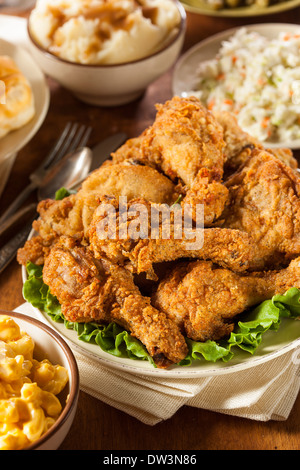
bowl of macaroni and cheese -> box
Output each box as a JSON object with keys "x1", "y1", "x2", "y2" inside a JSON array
[
  {"x1": 0, "y1": 311, "x2": 79, "y2": 450},
  {"x1": 27, "y1": 0, "x2": 186, "y2": 106}
]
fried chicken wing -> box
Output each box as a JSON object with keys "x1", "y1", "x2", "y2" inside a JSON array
[
  {"x1": 17, "y1": 194, "x2": 80, "y2": 266},
  {"x1": 222, "y1": 149, "x2": 300, "y2": 269},
  {"x1": 153, "y1": 257, "x2": 300, "y2": 342},
  {"x1": 42, "y1": 236, "x2": 188, "y2": 368},
  {"x1": 88, "y1": 196, "x2": 256, "y2": 279},
  {"x1": 113, "y1": 96, "x2": 229, "y2": 225}
]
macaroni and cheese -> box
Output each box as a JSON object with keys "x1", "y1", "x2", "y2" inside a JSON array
[{"x1": 0, "y1": 316, "x2": 69, "y2": 450}]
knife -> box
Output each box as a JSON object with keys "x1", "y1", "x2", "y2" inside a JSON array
[
  {"x1": 0, "y1": 203, "x2": 37, "y2": 275},
  {"x1": 0, "y1": 218, "x2": 36, "y2": 275},
  {"x1": 90, "y1": 132, "x2": 127, "y2": 172},
  {"x1": 0, "y1": 132, "x2": 127, "y2": 274}
]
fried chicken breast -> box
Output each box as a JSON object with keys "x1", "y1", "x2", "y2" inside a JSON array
[{"x1": 221, "y1": 149, "x2": 300, "y2": 269}]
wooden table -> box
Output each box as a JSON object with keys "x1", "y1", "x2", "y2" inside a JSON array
[{"x1": 1, "y1": 5, "x2": 300, "y2": 451}]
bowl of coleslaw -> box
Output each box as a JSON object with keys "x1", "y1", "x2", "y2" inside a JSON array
[
  {"x1": 0, "y1": 310, "x2": 79, "y2": 450},
  {"x1": 173, "y1": 23, "x2": 300, "y2": 149}
]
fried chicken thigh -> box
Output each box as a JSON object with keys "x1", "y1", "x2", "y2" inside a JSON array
[
  {"x1": 113, "y1": 96, "x2": 229, "y2": 225},
  {"x1": 153, "y1": 257, "x2": 300, "y2": 342},
  {"x1": 221, "y1": 149, "x2": 300, "y2": 269},
  {"x1": 42, "y1": 236, "x2": 188, "y2": 368}
]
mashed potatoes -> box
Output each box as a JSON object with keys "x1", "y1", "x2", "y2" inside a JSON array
[{"x1": 29, "y1": 0, "x2": 181, "y2": 65}]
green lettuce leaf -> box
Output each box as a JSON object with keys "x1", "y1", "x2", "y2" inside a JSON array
[
  {"x1": 55, "y1": 187, "x2": 77, "y2": 200},
  {"x1": 182, "y1": 287, "x2": 300, "y2": 366},
  {"x1": 23, "y1": 262, "x2": 300, "y2": 368}
]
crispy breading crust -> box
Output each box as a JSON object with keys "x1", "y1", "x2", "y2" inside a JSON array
[
  {"x1": 113, "y1": 96, "x2": 229, "y2": 225},
  {"x1": 43, "y1": 237, "x2": 188, "y2": 368},
  {"x1": 88, "y1": 195, "x2": 258, "y2": 279},
  {"x1": 153, "y1": 257, "x2": 300, "y2": 342}
]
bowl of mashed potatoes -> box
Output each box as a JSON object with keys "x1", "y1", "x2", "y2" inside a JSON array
[
  {"x1": 0, "y1": 311, "x2": 79, "y2": 450},
  {"x1": 28, "y1": 0, "x2": 186, "y2": 106}
]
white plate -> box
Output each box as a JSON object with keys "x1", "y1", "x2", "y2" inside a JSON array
[
  {"x1": 0, "y1": 14, "x2": 28, "y2": 46},
  {"x1": 0, "y1": 38, "x2": 50, "y2": 161},
  {"x1": 0, "y1": 17, "x2": 50, "y2": 162},
  {"x1": 22, "y1": 247, "x2": 300, "y2": 379},
  {"x1": 172, "y1": 23, "x2": 300, "y2": 150}
]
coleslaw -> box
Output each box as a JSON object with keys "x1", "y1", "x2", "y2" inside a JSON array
[{"x1": 191, "y1": 27, "x2": 300, "y2": 143}]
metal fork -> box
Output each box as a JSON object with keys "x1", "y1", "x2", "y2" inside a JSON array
[{"x1": 0, "y1": 122, "x2": 92, "y2": 225}]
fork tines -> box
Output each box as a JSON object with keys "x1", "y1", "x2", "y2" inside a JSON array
[{"x1": 44, "y1": 122, "x2": 93, "y2": 170}]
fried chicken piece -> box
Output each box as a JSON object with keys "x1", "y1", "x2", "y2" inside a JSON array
[
  {"x1": 214, "y1": 110, "x2": 298, "y2": 174},
  {"x1": 17, "y1": 194, "x2": 80, "y2": 266},
  {"x1": 42, "y1": 236, "x2": 188, "y2": 368},
  {"x1": 213, "y1": 110, "x2": 261, "y2": 174},
  {"x1": 270, "y1": 147, "x2": 298, "y2": 170},
  {"x1": 222, "y1": 149, "x2": 300, "y2": 269},
  {"x1": 17, "y1": 235, "x2": 53, "y2": 266},
  {"x1": 17, "y1": 162, "x2": 179, "y2": 266},
  {"x1": 112, "y1": 96, "x2": 229, "y2": 225},
  {"x1": 152, "y1": 257, "x2": 300, "y2": 342},
  {"x1": 89, "y1": 196, "x2": 257, "y2": 279},
  {"x1": 78, "y1": 161, "x2": 179, "y2": 235},
  {"x1": 34, "y1": 194, "x2": 83, "y2": 239}
]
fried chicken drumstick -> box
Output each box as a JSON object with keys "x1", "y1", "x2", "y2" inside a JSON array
[
  {"x1": 153, "y1": 257, "x2": 300, "y2": 343},
  {"x1": 88, "y1": 196, "x2": 256, "y2": 279},
  {"x1": 42, "y1": 236, "x2": 188, "y2": 368}
]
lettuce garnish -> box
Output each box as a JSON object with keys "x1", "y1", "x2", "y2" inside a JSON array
[
  {"x1": 182, "y1": 288, "x2": 300, "y2": 365},
  {"x1": 23, "y1": 262, "x2": 300, "y2": 368}
]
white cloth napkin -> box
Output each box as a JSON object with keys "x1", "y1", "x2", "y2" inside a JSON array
[{"x1": 15, "y1": 302, "x2": 300, "y2": 426}]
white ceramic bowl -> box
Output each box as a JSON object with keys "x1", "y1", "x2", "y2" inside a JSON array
[
  {"x1": 0, "y1": 310, "x2": 79, "y2": 450},
  {"x1": 27, "y1": 0, "x2": 186, "y2": 107}
]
